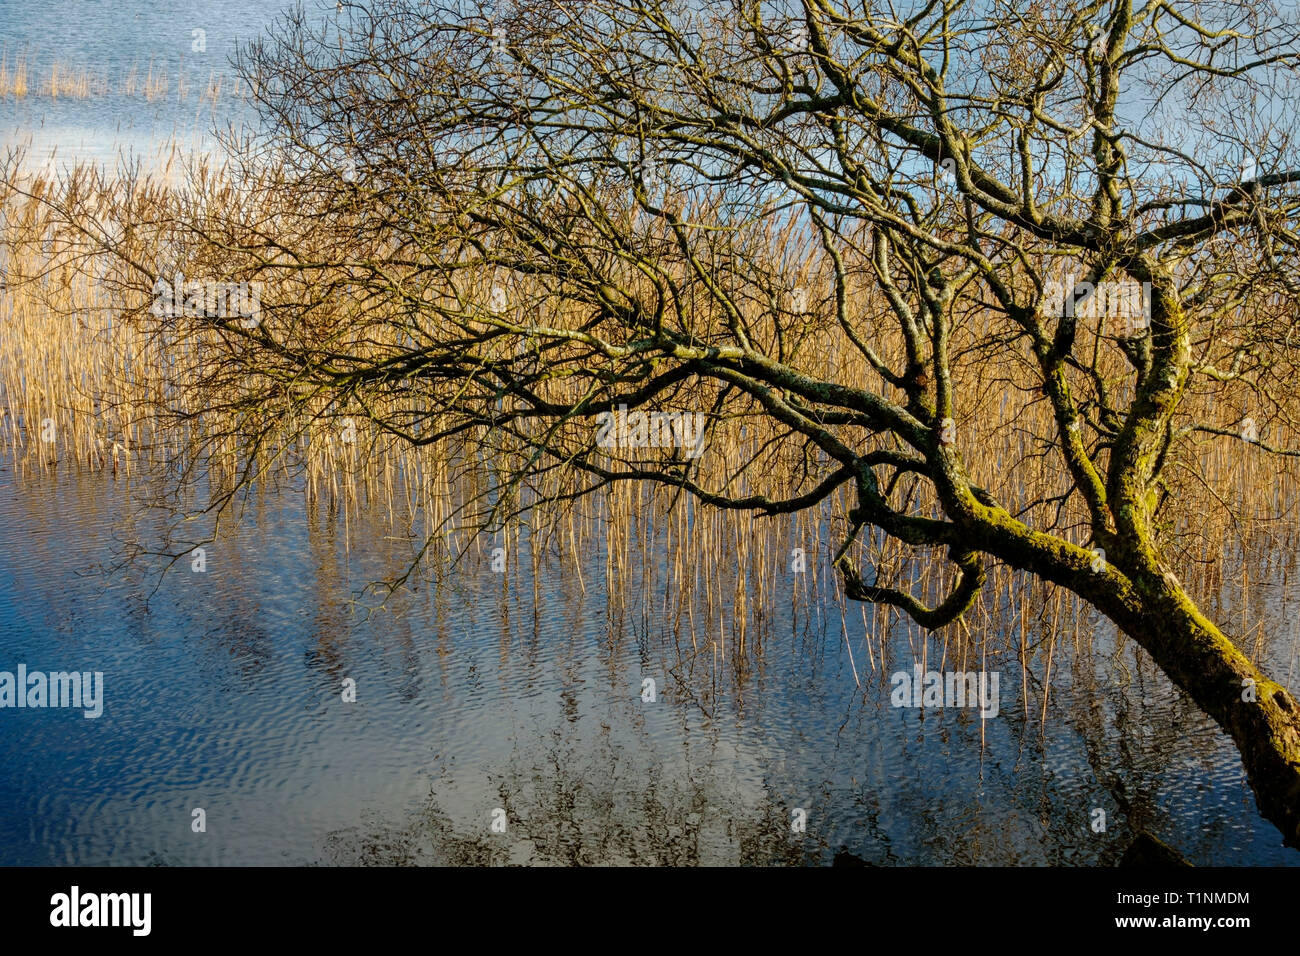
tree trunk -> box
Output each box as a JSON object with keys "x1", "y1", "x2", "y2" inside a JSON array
[
  {"x1": 1107, "y1": 581, "x2": 1300, "y2": 847},
  {"x1": 973, "y1": 517, "x2": 1300, "y2": 847}
]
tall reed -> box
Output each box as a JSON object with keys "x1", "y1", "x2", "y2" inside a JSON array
[{"x1": 2, "y1": 157, "x2": 1298, "y2": 710}]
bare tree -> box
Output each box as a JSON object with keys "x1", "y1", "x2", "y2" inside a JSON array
[{"x1": 11, "y1": 0, "x2": 1300, "y2": 845}]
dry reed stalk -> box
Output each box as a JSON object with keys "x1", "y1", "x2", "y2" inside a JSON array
[
  {"x1": 0, "y1": 53, "x2": 30, "y2": 98},
  {"x1": 1, "y1": 158, "x2": 1299, "y2": 712}
]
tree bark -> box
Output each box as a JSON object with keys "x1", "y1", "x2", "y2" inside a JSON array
[
  {"x1": 963, "y1": 510, "x2": 1300, "y2": 847},
  {"x1": 1111, "y1": 583, "x2": 1300, "y2": 848}
]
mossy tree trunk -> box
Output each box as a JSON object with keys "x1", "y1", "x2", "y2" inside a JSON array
[
  {"x1": 1012, "y1": 533, "x2": 1300, "y2": 846},
  {"x1": 1121, "y1": 586, "x2": 1300, "y2": 847}
]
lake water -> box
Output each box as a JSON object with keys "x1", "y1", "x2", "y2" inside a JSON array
[
  {"x1": 2, "y1": 0, "x2": 1298, "y2": 866},
  {"x1": 0, "y1": 0, "x2": 289, "y2": 168},
  {"x1": 2, "y1": 460, "x2": 1297, "y2": 866}
]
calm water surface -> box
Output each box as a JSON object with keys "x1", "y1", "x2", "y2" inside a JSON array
[
  {"x1": 0, "y1": 463, "x2": 1296, "y2": 865},
  {"x1": 2, "y1": 0, "x2": 1299, "y2": 866},
  {"x1": 1, "y1": 0, "x2": 297, "y2": 167}
]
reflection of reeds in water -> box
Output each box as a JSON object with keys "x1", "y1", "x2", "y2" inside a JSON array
[
  {"x1": 121, "y1": 63, "x2": 140, "y2": 97},
  {"x1": 123, "y1": 59, "x2": 170, "y2": 101},
  {"x1": 0, "y1": 51, "x2": 235, "y2": 102},
  {"x1": 199, "y1": 72, "x2": 224, "y2": 105},
  {"x1": 143, "y1": 61, "x2": 168, "y2": 101},
  {"x1": 0, "y1": 54, "x2": 30, "y2": 97},
  {"x1": 39, "y1": 62, "x2": 106, "y2": 98},
  {"x1": 2, "y1": 161, "x2": 1299, "y2": 713}
]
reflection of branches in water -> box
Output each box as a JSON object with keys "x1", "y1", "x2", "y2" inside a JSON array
[
  {"x1": 313, "y1": 607, "x2": 1257, "y2": 866},
  {"x1": 1047, "y1": 604, "x2": 1278, "y2": 864},
  {"x1": 7, "y1": 460, "x2": 1298, "y2": 861},
  {"x1": 320, "y1": 730, "x2": 834, "y2": 866}
]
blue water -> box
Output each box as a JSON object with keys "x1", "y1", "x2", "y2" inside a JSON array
[
  {"x1": 0, "y1": 0, "x2": 299, "y2": 167},
  {"x1": 0, "y1": 463, "x2": 1295, "y2": 865},
  {"x1": 2, "y1": 0, "x2": 1298, "y2": 866}
]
